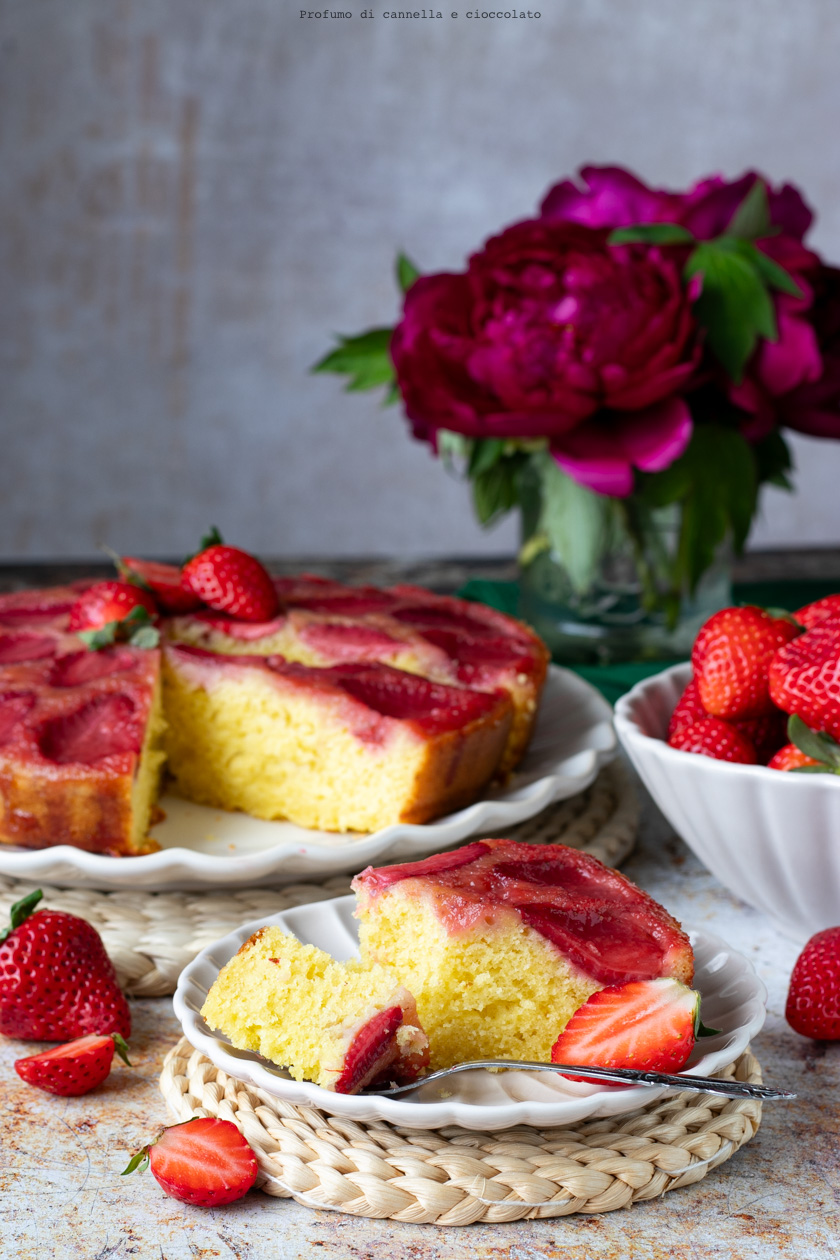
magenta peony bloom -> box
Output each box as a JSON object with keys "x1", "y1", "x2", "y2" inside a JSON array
[
  {"x1": 540, "y1": 165, "x2": 813, "y2": 242},
  {"x1": 391, "y1": 219, "x2": 700, "y2": 494},
  {"x1": 550, "y1": 397, "x2": 694, "y2": 497},
  {"x1": 774, "y1": 266, "x2": 840, "y2": 440}
]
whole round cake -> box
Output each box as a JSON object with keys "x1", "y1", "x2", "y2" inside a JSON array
[{"x1": 0, "y1": 550, "x2": 549, "y2": 854}]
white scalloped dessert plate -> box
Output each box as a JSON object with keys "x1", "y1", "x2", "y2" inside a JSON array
[
  {"x1": 0, "y1": 666, "x2": 615, "y2": 892},
  {"x1": 174, "y1": 895, "x2": 767, "y2": 1131}
]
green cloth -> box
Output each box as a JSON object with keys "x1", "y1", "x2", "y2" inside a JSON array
[{"x1": 459, "y1": 575, "x2": 840, "y2": 706}]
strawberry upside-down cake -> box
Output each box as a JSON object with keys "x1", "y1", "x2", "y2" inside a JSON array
[
  {"x1": 0, "y1": 560, "x2": 548, "y2": 854},
  {"x1": 200, "y1": 839, "x2": 693, "y2": 1091}
]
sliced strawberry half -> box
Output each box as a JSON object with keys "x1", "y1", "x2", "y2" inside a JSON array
[
  {"x1": 550, "y1": 977, "x2": 706, "y2": 1084},
  {"x1": 15, "y1": 1032, "x2": 131, "y2": 1096},
  {"x1": 123, "y1": 1117, "x2": 259, "y2": 1207}
]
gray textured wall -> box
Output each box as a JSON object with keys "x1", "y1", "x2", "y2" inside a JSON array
[{"x1": 2, "y1": 0, "x2": 840, "y2": 559}]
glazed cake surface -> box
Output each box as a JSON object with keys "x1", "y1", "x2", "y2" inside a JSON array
[
  {"x1": 353, "y1": 839, "x2": 694, "y2": 1069},
  {"x1": 201, "y1": 925, "x2": 430, "y2": 1092},
  {"x1": 0, "y1": 590, "x2": 166, "y2": 855},
  {"x1": 162, "y1": 644, "x2": 513, "y2": 832}
]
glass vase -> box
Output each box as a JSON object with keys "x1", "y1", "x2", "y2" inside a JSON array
[{"x1": 516, "y1": 464, "x2": 732, "y2": 665}]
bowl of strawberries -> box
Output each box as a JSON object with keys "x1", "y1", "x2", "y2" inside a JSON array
[{"x1": 614, "y1": 596, "x2": 840, "y2": 942}]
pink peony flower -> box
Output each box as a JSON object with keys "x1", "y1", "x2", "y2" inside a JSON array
[
  {"x1": 391, "y1": 219, "x2": 700, "y2": 494},
  {"x1": 540, "y1": 165, "x2": 813, "y2": 241}
]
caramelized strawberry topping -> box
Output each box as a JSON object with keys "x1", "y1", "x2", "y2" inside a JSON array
[
  {"x1": 354, "y1": 840, "x2": 692, "y2": 987},
  {"x1": 49, "y1": 649, "x2": 136, "y2": 688},
  {"x1": 0, "y1": 693, "x2": 36, "y2": 746},
  {"x1": 37, "y1": 694, "x2": 143, "y2": 765},
  {"x1": 0, "y1": 633, "x2": 57, "y2": 665},
  {"x1": 334, "y1": 1006, "x2": 404, "y2": 1094}
]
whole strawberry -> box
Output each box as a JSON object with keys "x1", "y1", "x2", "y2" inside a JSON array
[
  {"x1": 786, "y1": 927, "x2": 840, "y2": 1039},
  {"x1": 0, "y1": 890, "x2": 131, "y2": 1040},
  {"x1": 768, "y1": 744, "x2": 822, "y2": 771},
  {"x1": 123, "y1": 1117, "x2": 258, "y2": 1207},
  {"x1": 181, "y1": 543, "x2": 278, "y2": 623},
  {"x1": 769, "y1": 620, "x2": 840, "y2": 742},
  {"x1": 667, "y1": 716, "x2": 757, "y2": 764},
  {"x1": 68, "y1": 581, "x2": 159, "y2": 633},
  {"x1": 15, "y1": 1032, "x2": 131, "y2": 1096},
  {"x1": 692, "y1": 606, "x2": 801, "y2": 721},
  {"x1": 667, "y1": 677, "x2": 708, "y2": 739},
  {"x1": 794, "y1": 594, "x2": 840, "y2": 631}
]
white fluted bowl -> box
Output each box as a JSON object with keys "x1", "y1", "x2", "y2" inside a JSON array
[{"x1": 614, "y1": 662, "x2": 840, "y2": 942}]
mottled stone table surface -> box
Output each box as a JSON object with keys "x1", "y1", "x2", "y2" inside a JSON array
[{"x1": 1, "y1": 555, "x2": 839, "y2": 1259}]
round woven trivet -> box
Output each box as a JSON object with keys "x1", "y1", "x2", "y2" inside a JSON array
[
  {"x1": 0, "y1": 760, "x2": 638, "y2": 997},
  {"x1": 160, "y1": 1038, "x2": 762, "y2": 1224}
]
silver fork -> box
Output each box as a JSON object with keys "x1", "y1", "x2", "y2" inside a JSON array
[{"x1": 366, "y1": 1059, "x2": 794, "y2": 1101}]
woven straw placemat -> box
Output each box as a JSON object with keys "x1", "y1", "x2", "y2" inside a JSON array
[
  {"x1": 160, "y1": 1038, "x2": 762, "y2": 1224},
  {"x1": 0, "y1": 760, "x2": 639, "y2": 997}
]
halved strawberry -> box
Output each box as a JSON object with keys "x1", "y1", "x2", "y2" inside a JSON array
[
  {"x1": 181, "y1": 545, "x2": 278, "y2": 622},
  {"x1": 334, "y1": 1006, "x2": 404, "y2": 1094},
  {"x1": 123, "y1": 1117, "x2": 258, "y2": 1207},
  {"x1": 15, "y1": 1032, "x2": 131, "y2": 1096},
  {"x1": 550, "y1": 978, "x2": 706, "y2": 1083},
  {"x1": 120, "y1": 557, "x2": 201, "y2": 614}
]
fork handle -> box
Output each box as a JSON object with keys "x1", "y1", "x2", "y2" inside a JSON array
[{"x1": 370, "y1": 1059, "x2": 794, "y2": 1100}]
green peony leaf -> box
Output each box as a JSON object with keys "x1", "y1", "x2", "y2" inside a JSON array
[
  {"x1": 471, "y1": 457, "x2": 522, "y2": 526},
  {"x1": 753, "y1": 428, "x2": 794, "y2": 490},
  {"x1": 533, "y1": 453, "x2": 613, "y2": 595},
  {"x1": 636, "y1": 422, "x2": 757, "y2": 593},
  {"x1": 685, "y1": 241, "x2": 777, "y2": 382},
  {"x1": 725, "y1": 179, "x2": 772, "y2": 241},
  {"x1": 739, "y1": 241, "x2": 804, "y2": 299},
  {"x1": 468, "y1": 438, "x2": 506, "y2": 478},
  {"x1": 609, "y1": 224, "x2": 695, "y2": 245},
  {"x1": 312, "y1": 328, "x2": 397, "y2": 396},
  {"x1": 396, "y1": 253, "x2": 421, "y2": 293}
]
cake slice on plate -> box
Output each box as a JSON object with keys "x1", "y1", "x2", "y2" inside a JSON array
[
  {"x1": 353, "y1": 839, "x2": 694, "y2": 1069},
  {"x1": 200, "y1": 925, "x2": 429, "y2": 1093}
]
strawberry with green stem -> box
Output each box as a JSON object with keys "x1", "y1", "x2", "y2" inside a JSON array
[
  {"x1": 0, "y1": 889, "x2": 131, "y2": 1040},
  {"x1": 15, "y1": 1032, "x2": 131, "y2": 1096},
  {"x1": 123, "y1": 1117, "x2": 259, "y2": 1207},
  {"x1": 68, "y1": 581, "x2": 160, "y2": 651}
]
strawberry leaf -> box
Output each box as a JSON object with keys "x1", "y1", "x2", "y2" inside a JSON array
[
  {"x1": 78, "y1": 621, "x2": 120, "y2": 651},
  {"x1": 788, "y1": 714, "x2": 840, "y2": 769},
  {"x1": 0, "y1": 889, "x2": 43, "y2": 943},
  {"x1": 122, "y1": 1149, "x2": 150, "y2": 1176},
  {"x1": 112, "y1": 1033, "x2": 132, "y2": 1066},
  {"x1": 200, "y1": 526, "x2": 224, "y2": 550},
  {"x1": 128, "y1": 624, "x2": 160, "y2": 649}
]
